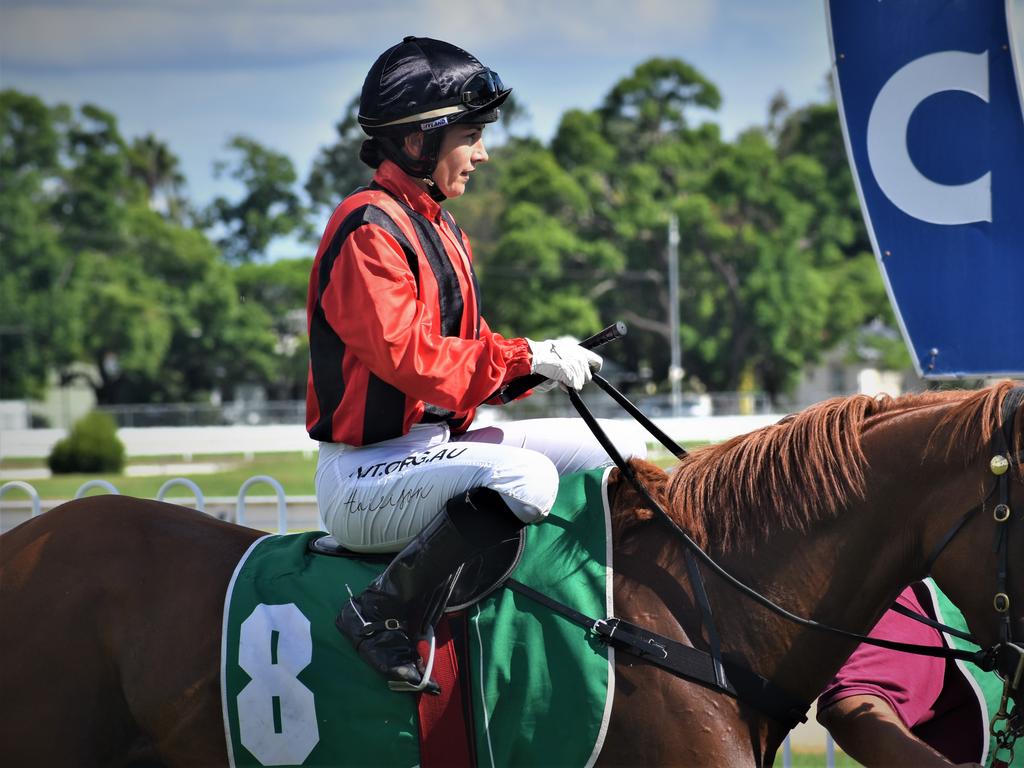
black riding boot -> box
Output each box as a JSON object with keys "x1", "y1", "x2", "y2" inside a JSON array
[{"x1": 336, "y1": 487, "x2": 525, "y2": 694}]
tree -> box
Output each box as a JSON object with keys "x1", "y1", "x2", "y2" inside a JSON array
[
  {"x1": 0, "y1": 90, "x2": 73, "y2": 398},
  {"x1": 128, "y1": 134, "x2": 189, "y2": 222},
  {"x1": 538, "y1": 59, "x2": 895, "y2": 399},
  {"x1": 207, "y1": 135, "x2": 308, "y2": 262},
  {"x1": 233, "y1": 258, "x2": 312, "y2": 399},
  {"x1": 545, "y1": 60, "x2": 729, "y2": 388},
  {"x1": 599, "y1": 57, "x2": 721, "y2": 164},
  {"x1": 771, "y1": 99, "x2": 907, "y2": 368},
  {"x1": 305, "y1": 95, "x2": 371, "y2": 216},
  {"x1": 1, "y1": 91, "x2": 282, "y2": 404}
]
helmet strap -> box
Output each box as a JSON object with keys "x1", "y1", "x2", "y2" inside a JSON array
[{"x1": 376, "y1": 129, "x2": 447, "y2": 201}]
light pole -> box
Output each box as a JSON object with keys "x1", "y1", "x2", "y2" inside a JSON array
[{"x1": 667, "y1": 215, "x2": 683, "y2": 418}]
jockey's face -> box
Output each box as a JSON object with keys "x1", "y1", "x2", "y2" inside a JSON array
[
  {"x1": 405, "y1": 124, "x2": 489, "y2": 199},
  {"x1": 433, "y1": 123, "x2": 489, "y2": 198}
]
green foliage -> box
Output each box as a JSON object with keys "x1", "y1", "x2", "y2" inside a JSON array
[
  {"x1": 233, "y1": 258, "x2": 313, "y2": 398},
  {"x1": 0, "y1": 92, "x2": 280, "y2": 404},
  {"x1": 305, "y1": 95, "x2": 372, "y2": 216},
  {"x1": 128, "y1": 134, "x2": 189, "y2": 222},
  {"x1": 47, "y1": 411, "x2": 125, "y2": 474},
  {"x1": 0, "y1": 91, "x2": 75, "y2": 398},
  {"x1": 5, "y1": 52, "x2": 896, "y2": 407},
  {"x1": 207, "y1": 135, "x2": 309, "y2": 262}
]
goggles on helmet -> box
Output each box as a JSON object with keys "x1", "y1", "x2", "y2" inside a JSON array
[{"x1": 460, "y1": 69, "x2": 505, "y2": 109}]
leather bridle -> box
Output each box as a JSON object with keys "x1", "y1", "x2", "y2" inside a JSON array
[{"x1": 539, "y1": 378, "x2": 1024, "y2": 751}]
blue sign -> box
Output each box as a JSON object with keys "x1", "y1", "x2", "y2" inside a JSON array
[{"x1": 827, "y1": 0, "x2": 1024, "y2": 378}]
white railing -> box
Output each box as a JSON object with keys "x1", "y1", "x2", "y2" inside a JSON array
[
  {"x1": 156, "y1": 477, "x2": 205, "y2": 511},
  {"x1": 0, "y1": 475, "x2": 300, "y2": 534},
  {"x1": 781, "y1": 732, "x2": 836, "y2": 767},
  {"x1": 74, "y1": 479, "x2": 120, "y2": 497},
  {"x1": 0, "y1": 481, "x2": 41, "y2": 518},
  {"x1": 236, "y1": 474, "x2": 288, "y2": 534}
]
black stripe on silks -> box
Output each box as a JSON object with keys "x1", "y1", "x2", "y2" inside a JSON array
[
  {"x1": 372, "y1": 186, "x2": 464, "y2": 338},
  {"x1": 317, "y1": 205, "x2": 367, "y2": 302},
  {"x1": 469, "y1": 266, "x2": 482, "y2": 339},
  {"x1": 362, "y1": 374, "x2": 407, "y2": 445},
  {"x1": 365, "y1": 206, "x2": 420, "y2": 293},
  {"x1": 404, "y1": 210, "x2": 463, "y2": 338},
  {"x1": 309, "y1": 205, "x2": 370, "y2": 442},
  {"x1": 308, "y1": 305, "x2": 347, "y2": 442},
  {"x1": 318, "y1": 205, "x2": 420, "y2": 301},
  {"x1": 442, "y1": 210, "x2": 481, "y2": 337},
  {"x1": 310, "y1": 202, "x2": 420, "y2": 442},
  {"x1": 441, "y1": 210, "x2": 466, "y2": 257}
]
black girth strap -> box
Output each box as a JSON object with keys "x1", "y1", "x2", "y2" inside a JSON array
[{"x1": 504, "y1": 578, "x2": 809, "y2": 730}]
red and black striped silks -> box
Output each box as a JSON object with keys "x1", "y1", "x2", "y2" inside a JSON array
[{"x1": 306, "y1": 160, "x2": 531, "y2": 446}]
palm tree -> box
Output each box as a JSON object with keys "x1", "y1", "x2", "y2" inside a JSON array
[{"x1": 129, "y1": 134, "x2": 188, "y2": 221}]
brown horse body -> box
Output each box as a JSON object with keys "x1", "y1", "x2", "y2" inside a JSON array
[{"x1": 2, "y1": 384, "x2": 1021, "y2": 766}]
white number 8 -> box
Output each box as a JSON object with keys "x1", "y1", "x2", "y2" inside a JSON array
[{"x1": 237, "y1": 603, "x2": 320, "y2": 765}]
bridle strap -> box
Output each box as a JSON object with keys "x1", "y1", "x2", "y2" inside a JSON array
[
  {"x1": 924, "y1": 503, "x2": 982, "y2": 575},
  {"x1": 918, "y1": 387, "x2": 1024, "y2": 645},
  {"x1": 566, "y1": 381, "x2": 997, "y2": 668},
  {"x1": 890, "y1": 601, "x2": 978, "y2": 643},
  {"x1": 993, "y1": 386, "x2": 1023, "y2": 645}
]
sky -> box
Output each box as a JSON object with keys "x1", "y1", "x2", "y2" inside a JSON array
[{"x1": 2, "y1": 0, "x2": 1022, "y2": 259}]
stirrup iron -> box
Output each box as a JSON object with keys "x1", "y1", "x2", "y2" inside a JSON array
[{"x1": 387, "y1": 627, "x2": 437, "y2": 693}]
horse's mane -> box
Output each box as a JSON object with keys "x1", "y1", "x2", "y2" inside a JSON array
[{"x1": 658, "y1": 381, "x2": 1023, "y2": 551}]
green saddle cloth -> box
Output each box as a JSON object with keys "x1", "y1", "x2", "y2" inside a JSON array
[{"x1": 221, "y1": 467, "x2": 614, "y2": 767}]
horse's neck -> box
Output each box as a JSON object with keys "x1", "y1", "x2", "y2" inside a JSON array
[
  {"x1": 702, "y1": 409, "x2": 976, "y2": 707},
  {"x1": 708, "y1": 499, "x2": 918, "y2": 701}
]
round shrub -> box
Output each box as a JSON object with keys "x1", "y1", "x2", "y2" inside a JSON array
[{"x1": 48, "y1": 411, "x2": 126, "y2": 474}]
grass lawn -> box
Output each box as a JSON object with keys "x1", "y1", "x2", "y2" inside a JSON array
[
  {"x1": 774, "y1": 751, "x2": 858, "y2": 767},
  {"x1": 1, "y1": 452, "x2": 319, "y2": 500}
]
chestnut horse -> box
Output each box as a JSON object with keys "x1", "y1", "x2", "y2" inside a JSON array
[{"x1": 1, "y1": 383, "x2": 1021, "y2": 766}]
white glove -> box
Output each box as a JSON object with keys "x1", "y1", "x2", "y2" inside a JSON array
[{"x1": 527, "y1": 338, "x2": 603, "y2": 391}]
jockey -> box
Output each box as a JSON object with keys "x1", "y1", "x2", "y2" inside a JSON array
[{"x1": 306, "y1": 36, "x2": 647, "y2": 694}]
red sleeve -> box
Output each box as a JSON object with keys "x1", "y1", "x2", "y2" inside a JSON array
[
  {"x1": 322, "y1": 224, "x2": 532, "y2": 411},
  {"x1": 818, "y1": 587, "x2": 946, "y2": 729},
  {"x1": 478, "y1": 317, "x2": 532, "y2": 386}
]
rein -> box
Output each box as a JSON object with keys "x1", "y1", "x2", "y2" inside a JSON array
[
  {"x1": 511, "y1": 373, "x2": 1024, "y2": 733},
  {"x1": 570, "y1": 377, "x2": 1014, "y2": 666}
]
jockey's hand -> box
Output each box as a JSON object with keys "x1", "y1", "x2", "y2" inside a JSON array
[{"x1": 527, "y1": 338, "x2": 602, "y2": 391}]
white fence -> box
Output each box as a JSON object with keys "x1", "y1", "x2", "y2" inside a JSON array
[
  {"x1": 0, "y1": 474, "x2": 319, "y2": 535},
  {"x1": 0, "y1": 413, "x2": 787, "y2": 461}
]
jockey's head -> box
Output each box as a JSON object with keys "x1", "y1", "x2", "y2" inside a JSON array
[{"x1": 357, "y1": 36, "x2": 511, "y2": 200}]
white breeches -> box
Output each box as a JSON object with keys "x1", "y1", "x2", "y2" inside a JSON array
[{"x1": 316, "y1": 418, "x2": 648, "y2": 553}]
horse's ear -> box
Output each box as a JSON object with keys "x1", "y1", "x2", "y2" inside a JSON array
[{"x1": 609, "y1": 459, "x2": 670, "y2": 523}]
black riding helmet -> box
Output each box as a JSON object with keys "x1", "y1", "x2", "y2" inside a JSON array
[{"x1": 358, "y1": 36, "x2": 511, "y2": 196}]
